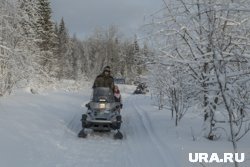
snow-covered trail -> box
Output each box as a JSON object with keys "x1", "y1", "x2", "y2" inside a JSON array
[
  {"x1": 0, "y1": 86, "x2": 180, "y2": 167},
  {"x1": 120, "y1": 94, "x2": 180, "y2": 167}
]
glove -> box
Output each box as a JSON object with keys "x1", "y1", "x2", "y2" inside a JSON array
[{"x1": 85, "y1": 103, "x2": 90, "y2": 109}]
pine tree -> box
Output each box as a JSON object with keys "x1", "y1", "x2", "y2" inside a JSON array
[
  {"x1": 36, "y1": 0, "x2": 56, "y2": 72},
  {"x1": 133, "y1": 35, "x2": 140, "y2": 54},
  {"x1": 56, "y1": 18, "x2": 74, "y2": 79},
  {"x1": 57, "y1": 18, "x2": 67, "y2": 79}
]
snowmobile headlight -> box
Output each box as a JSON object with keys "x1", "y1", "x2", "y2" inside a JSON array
[
  {"x1": 99, "y1": 99, "x2": 106, "y2": 102},
  {"x1": 99, "y1": 103, "x2": 106, "y2": 109}
]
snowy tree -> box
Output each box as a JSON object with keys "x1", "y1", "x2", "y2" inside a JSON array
[
  {"x1": 146, "y1": 1, "x2": 250, "y2": 166},
  {"x1": 80, "y1": 26, "x2": 144, "y2": 81},
  {"x1": 72, "y1": 36, "x2": 87, "y2": 80},
  {"x1": 54, "y1": 18, "x2": 73, "y2": 80},
  {"x1": 18, "y1": 0, "x2": 38, "y2": 37},
  {"x1": 0, "y1": 0, "x2": 45, "y2": 95},
  {"x1": 36, "y1": 0, "x2": 56, "y2": 74}
]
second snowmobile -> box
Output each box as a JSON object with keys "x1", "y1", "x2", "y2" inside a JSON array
[{"x1": 133, "y1": 83, "x2": 148, "y2": 94}]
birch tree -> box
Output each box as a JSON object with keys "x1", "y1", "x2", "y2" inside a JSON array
[{"x1": 146, "y1": 1, "x2": 250, "y2": 166}]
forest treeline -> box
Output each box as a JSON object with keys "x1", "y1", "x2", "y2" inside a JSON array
[{"x1": 0, "y1": 0, "x2": 150, "y2": 95}]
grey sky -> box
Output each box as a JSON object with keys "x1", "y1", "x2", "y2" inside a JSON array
[{"x1": 50, "y1": 0, "x2": 163, "y2": 39}]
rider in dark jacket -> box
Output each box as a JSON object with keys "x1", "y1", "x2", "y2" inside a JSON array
[{"x1": 93, "y1": 66, "x2": 114, "y2": 91}]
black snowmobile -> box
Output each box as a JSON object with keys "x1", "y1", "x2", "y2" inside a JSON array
[
  {"x1": 78, "y1": 87, "x2": 123, "y2": 139},
  {"x1": 133, "y1": 83, "x2": 148, "y2": 94}
]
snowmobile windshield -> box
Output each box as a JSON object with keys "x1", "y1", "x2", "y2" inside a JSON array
[{"x1": 92, "y1": 87, "x2": 115, "y2": 103}]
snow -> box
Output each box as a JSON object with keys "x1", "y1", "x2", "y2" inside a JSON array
[{"x1": 0, "y1": 84, "x2": 249, "y2": 167}]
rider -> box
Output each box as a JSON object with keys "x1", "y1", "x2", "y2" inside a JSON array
[
  {"x1": 92, "y1": 66, "x2": 114, "y2": 91},
  {"x1": 114, "y1": 85, "x2": 122, "y2": 102},
  {"x1": 114, "y1": 85, "x2": 123, "y2": 110}
]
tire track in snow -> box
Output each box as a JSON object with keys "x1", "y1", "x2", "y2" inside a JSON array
[
  {"x1": 66, "y1": 109, "x2": 82, "y2": 133},
  {"x1": 120, "y1": 95, "x2": 164, "y2": 167},
  {"x1": 129, "y1": 97, "x2": 169, "y2": 166},
  {"x1": 127, "y1": 95, "x2": 180, "y2": 167}
]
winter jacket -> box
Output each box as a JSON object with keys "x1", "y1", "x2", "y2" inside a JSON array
[
  {"x1": 114, "y1": 89, "x2": 121, "y2": 102},
  {"x1": 114, "y1": 89, "x2": 123, "y2": 109},
  {"x1": 92, "y1": 73, "x2": 114, "y2": 91}
]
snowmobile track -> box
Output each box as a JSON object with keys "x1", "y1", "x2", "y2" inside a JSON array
[{"x1": 126, "y1": 96, "x2": 179, "y2": 167}]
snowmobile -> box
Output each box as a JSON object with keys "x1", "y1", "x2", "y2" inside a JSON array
[
  {"x1": 133, "y1": 83, "x2": 148, "y2": 94},
  {"x1": 78, "y1": 87, "x2": 123, "y2": 139}
]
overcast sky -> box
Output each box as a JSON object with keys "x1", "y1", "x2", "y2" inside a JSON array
[{"x1": 50, "y1": 0, "x2": 163, "y2": 39}]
